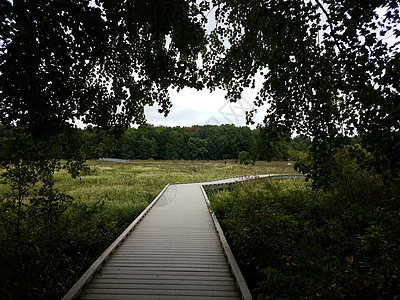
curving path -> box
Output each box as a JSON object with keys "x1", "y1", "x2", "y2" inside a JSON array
[{"x1": 63, "y1": 174, "x2": 299, "y2": 300}]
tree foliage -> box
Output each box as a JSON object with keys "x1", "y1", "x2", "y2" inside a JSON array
[
  {"x1": 205, "y1": 0, "x2": 400, "y2": 187},
  {"x1": 0, "y1": 0, "x2": 206, "y2": 134}
]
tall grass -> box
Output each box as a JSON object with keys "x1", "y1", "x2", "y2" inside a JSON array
[{"x1": 54, "y1": 159, "x2": 295, "y2": 212}]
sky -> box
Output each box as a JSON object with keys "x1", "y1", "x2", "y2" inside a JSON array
[{"x1": 144, "y1": 81, "x2": 266, "y2": 129}]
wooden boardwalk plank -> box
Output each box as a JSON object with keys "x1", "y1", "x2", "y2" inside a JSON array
[
  {"x1": 90, "y1": 278, "x2": 236, "y2": 286},
  {"x1": 80, "y1": 287, "x2": 240, "y2": 297},
  {"x1": 85, "y1": 283, "x2": 236, "y2": 291},
  {"x1": 91, "y1": 274, "x2": 232, "y2": 285},
  {"x1": 74, "y1": 183, "x2": 243, "y2": 299},
  {"x1": 80, "y1": 295, "x2": 238, "y2": 300}
]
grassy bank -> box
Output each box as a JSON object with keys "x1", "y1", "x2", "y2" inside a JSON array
[
  {"x1": 0, "y1": 159, "x2": 294, "y2": 299},
  {"x1": 209, "y1": 178, "x2": 400, "y2": 299}
]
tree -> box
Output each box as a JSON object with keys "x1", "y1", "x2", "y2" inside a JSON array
[
  {"x1": 238, "y1": 150, "x2": 253, "y2": 165},
  {"x1": 205, "y1": 0, "x2": 400, "y2": 188},
  {"x1": 0, "y1": 0, "x2": 206, "y2": 134},
  {"x1": 187, "y1": 137, "x2": 208, "y2": 160},
  {"x1": 0, "y1": 0, "x2": 208, "y2": 239}
]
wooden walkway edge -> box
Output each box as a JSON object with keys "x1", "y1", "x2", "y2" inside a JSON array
[
  {"x1": 62, "y1": 184, "x2": 171, "y2": 300},
  {"x1": 200, "y1": 186, "x2": 252, "y2": 300},
  {"x1": 63, "y1": 174, "x2": 301, "y2": 300}
]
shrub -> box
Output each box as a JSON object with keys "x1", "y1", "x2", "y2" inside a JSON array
[
  {"x1": 238, "y1": 151, "x2": 255, "y2": 165},
  {"x1": 0, "y1": 194, "x2": 123, "y2": 299},
  {"x1": 209, "y1": 175, "x2": 400, "y2": 299}
]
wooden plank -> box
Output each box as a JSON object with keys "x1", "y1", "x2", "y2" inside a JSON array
[
  {"x1": 115, "y1": 242, "x2": 221, "y2": 246},
  {"x1": 61, "y1": 184, "x2": 171, "y2": 300},
  {"x1": 112, "y1": 247, "x2": 223, "y2": 252},
  {"x1": 114, "y1": 249, "x2": 223, "y2": 253},
  {"x1": 107, "y1": 260, "x2": 225, "y2": 265},
  {"x1": 108, "y1": 255, "x2": 225, "y2": 259},
  {"x1": 90, "y1": 278, "x2": 236, "y2": 286},
  {"x1": 94, "y1": 274, "x2": 235, "y2": 281},
  {"x1": 110, "y1": 253, "x2": 224, "y2": 258},
  {"x1": 106, "y1": 260, "x2": 228, "y2": 265},
  {"x1": 80, "y1": 288, "x2": 240, "y2": 297},
  {"x1": 80, "y1": 295, "x2": 240, "y2": 300},
  {"x1": 98, "y1": 269, "x2": 231, "y2": 277},
  {"x1": 103, "y1": 264, "x2": 230, "y2": 270},
  {"x1": 100, "y1": 266, "x2": 230, "y2": 273},
  {"x1": 109, "y1": 253, "x2": 224, "y2": 258},
  {"x1": 85, "y1": 283, "x2": 236, "y2": 291}
]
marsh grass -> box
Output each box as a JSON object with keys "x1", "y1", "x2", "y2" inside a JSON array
[
  {"x1": 54, "y1": 159, "x2": 295, "y2": 207},
  {"x1": 53, "y1": 159, "x2": 296, "y2": 228}
]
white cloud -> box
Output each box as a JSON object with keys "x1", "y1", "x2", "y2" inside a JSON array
[
  {"x1": 146, "y1": 86, "x2": 267, "y2": 128},
  {"x1": 145, "y1": 72, "x2": 268, "y2": 128}
]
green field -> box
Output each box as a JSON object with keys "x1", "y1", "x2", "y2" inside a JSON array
[{"x1": 55, "y1": 159, "x2": 295, "y2": 202}]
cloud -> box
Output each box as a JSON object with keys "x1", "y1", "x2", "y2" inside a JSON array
[
  {"x1": 145, "y1": 72, "x2": 268, "y2": 128},
  {"x1": 145, "y1": 87, "x2": 261, "y2": 127}
]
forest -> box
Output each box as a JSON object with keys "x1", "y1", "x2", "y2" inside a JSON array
[{"x1": 80, "y1": 124, "x2": 310, "y2": 161}]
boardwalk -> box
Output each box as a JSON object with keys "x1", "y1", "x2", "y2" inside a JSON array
[{"x1": 64, "y1": 174, "x2": 298, "y2": 299}]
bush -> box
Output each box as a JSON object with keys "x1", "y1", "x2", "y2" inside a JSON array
[
  {"x1": 209, "y1": 174, "x2": 400, "y2": 299},
  {"x1": 238, "y1": 151, "x2": 255, "y2": 165},
  {"x1": 0, "y1": 194, "x2": 123, "y2": 299}
]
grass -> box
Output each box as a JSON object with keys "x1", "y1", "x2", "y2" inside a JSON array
[{"x1": 54, "y1": 159, "x2": 295, "y2": 206}]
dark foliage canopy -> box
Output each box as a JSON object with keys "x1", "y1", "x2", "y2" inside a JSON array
[
  {"x1": 0, "y1": 0, "x2": 206, "y2": 136},
  {"x1": 205, "y1": 0, "x2": 400, "y2": 186}
]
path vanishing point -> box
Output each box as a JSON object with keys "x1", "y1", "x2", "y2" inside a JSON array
[{"x1": 63, "y1": 174, "x2": 300, "y2": 300}]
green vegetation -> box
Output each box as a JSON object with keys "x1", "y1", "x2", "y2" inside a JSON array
[
  {"x1": 209, "y1": 155, "x2": 400, "y2": 299},
  {"x1": 0, "y1": 159, "x2": 294, "y2": 299}
]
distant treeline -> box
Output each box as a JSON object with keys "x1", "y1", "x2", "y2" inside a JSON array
[{"x1": 79, "y1": 124, "x2": 311, "y2": 161}]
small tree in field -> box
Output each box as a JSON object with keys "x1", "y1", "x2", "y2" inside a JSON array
[{"x1": 238, "y1": 151, "x2": 255, "y2": 165}]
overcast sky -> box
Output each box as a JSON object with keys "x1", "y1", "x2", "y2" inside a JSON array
[{"x1": 144, "y1": 82, "x2": 266, "y2": 129}]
